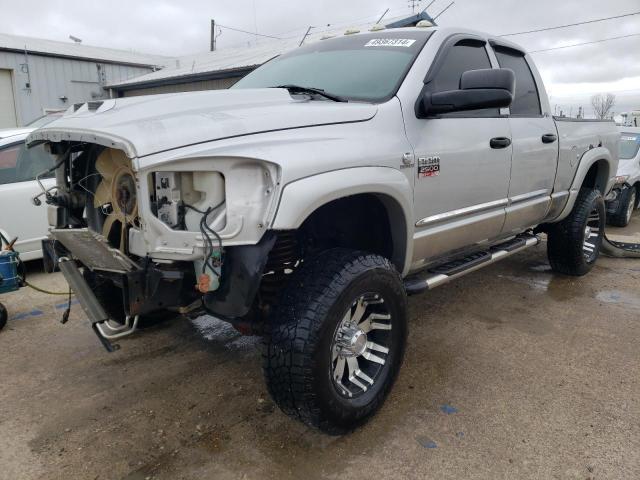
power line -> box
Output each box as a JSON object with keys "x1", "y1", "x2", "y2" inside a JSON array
[
  {"x1": 215, "y1": 23, "x2": 283, "y2": 40},
  {"x1": 500, "y1": 11, "x2": 640, "y2": 37},
  {"x1": 529, "y1": 32, "x2": 640, "y2": 53}
]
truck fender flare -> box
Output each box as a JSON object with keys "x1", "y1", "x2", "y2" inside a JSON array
[
  {"x1": 271, "y1": 167, "x2": 414, "y2": 274},
  {"x1": 554, "y1": 147, "x2": 613, "y2": 222}
]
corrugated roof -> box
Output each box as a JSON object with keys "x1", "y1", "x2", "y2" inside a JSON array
[
  {"x1": 0, "y1": 32, "x2": 172, "y2": 67},
  {"x1": 109, "y1": 12, "x2": 435, "y2": 89}
]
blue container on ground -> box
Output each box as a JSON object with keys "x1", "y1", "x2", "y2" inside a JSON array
[{"x1": 0, "y1": 251, "x2": 20, "y2": 294}]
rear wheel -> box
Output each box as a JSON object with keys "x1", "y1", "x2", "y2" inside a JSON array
[
  {"x1": 547, "y1": 188, "x2": 605, "y2": 276},
  {"x1": 609, "y1": 186, "x2": 637, "y2": 227},
  {"x1": 263, "y1": 249, "x2": 407, "y2": 434}
]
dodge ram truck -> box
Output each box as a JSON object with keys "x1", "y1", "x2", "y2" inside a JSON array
[{"x1": 27, "y1": 26, "x2": 619, "y2": 434}]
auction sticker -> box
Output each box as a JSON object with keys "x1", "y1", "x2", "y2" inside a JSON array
[{"x1": 365, "y1": 38, "x2": 416, "y2": 47}]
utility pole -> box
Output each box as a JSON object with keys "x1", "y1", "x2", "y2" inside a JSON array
[
  {"x1": 408, "y1": 0, "x2": 422, "y2": 14},
  {"x1": 210, "y1": 19, "x2": 216, "y2": 51}
]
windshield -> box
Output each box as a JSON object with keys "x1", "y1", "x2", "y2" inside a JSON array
[
  {"x1": 620, "y1": 132, "x2": 640, "y2": 159},
  {"x1": 232, "y1": 31, "x2": 432, "y2": 102}
]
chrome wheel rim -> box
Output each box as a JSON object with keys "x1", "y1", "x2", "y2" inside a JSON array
[
  {"x1": 583, "y1": 206, "x2": 602, "y2": 262},
  {"x1": 626, "y1": 191, "x2": 636, "y2": 224},
  {"x1": 331, "y1": 293, "x2": 392, "y2": 398}
]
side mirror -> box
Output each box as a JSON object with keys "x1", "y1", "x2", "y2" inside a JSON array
[{"x1": 418, "y1": 68, "x2": 515, "y2": 116}]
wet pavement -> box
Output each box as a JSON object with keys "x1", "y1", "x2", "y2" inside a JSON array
[{"x1": 1, "y1": 216, "x2": 639, "y2": 480}]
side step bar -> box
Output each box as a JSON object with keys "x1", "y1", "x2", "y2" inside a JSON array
[
  {"x1": 58, "y1": 257, "x2": 122, "y2": 352},
  {"x1": 404, "y1": 234, "x2": 540, "y2": 295}
]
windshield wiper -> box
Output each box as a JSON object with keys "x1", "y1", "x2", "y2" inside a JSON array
[{"x1": 274, "y1": 84, "x2": 348, "y2": 103}]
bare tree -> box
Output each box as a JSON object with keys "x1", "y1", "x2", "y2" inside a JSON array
[{"x1": 591, "y1": 93, "x2": 616, "y2": 120}]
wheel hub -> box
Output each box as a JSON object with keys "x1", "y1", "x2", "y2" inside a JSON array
[
  {"x1": 337, "y1": 327, "x2": 368, "y2": 357},
  {"x1": 330, "y1": 293, "x2": 393, "y2": 398},
  {"x1": 584, "y1": 225, "x2": 592, "y2": 240}
]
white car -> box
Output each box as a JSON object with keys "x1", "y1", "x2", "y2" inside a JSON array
[
  {"x1": 0, "y1": 128, "x2": 55, "y2": 260},
  {"x1": 607, "y1": 127, "x2": 640, "y2": 226}
]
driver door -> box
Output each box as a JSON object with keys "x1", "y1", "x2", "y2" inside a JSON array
[{"x1": 402, "y1": 38, "x2": 512, "y2": 270}]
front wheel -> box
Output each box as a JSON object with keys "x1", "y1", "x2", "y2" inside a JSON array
[
  {"x1": 263, "y1": 249, "x2": 407, "y2": 434},
  {"x1": 547, "y1": 188, "x2": 605, "y2": 276}
]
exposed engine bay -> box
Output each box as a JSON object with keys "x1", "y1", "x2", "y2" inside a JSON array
[{"x1": 35, "y1": 140, "x2": 285, "y2": 350}]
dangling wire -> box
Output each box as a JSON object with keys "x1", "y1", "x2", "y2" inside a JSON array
[{"x1": 184, "y1": 201, "x2": 225, "y2": 276}]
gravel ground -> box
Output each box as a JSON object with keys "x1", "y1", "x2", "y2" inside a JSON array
[{"x1": 0, "y1": 217, "x2": 639, "y2": 480}]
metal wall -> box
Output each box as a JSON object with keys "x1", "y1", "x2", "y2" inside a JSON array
[
  {"x1": 0, "y1": 50, "x2": 154, "y2": 125},
  {"x1": 120, "y1": 77, "x2": 240, "y2": 97}
]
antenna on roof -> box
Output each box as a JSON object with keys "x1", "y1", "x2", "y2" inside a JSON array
[
  {"x1": 433, "y1": 1, "x2": 455, "y2": 20},
  {"x1": 299, "y1": 26, "x2": 315, "y2": 47},
  {"x1": 377, "y1": 8, "x2": 390, "y2": 24},
  {"x1": 69, "y1": 35, "x2": 82, "y2": 44},
  {"x1": 421, "y1": 0, "x2": 436, "y2": 13}
]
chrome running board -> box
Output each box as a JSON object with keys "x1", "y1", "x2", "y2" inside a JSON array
[{"x1": 404, "y1": 234, "x2": 540, "y2": 295}]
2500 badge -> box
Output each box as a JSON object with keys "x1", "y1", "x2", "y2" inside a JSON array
[{"x1": 418, "y1": 156, "x2": 440, "y2": 178}]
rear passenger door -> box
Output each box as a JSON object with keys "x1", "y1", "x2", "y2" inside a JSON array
[{"x1": 492, "y1": 45, "x2": 558, "y2": 234}]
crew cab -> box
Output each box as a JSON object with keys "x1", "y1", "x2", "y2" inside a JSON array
[{"x1": 26, "y1": 26, "x2": 619, "y2": 434}]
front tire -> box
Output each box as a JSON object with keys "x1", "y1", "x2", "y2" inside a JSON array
[
  {"x1": 609, "y1": 186, "x2": 637, "y2": 227},
  {"x1": 263, "y1": 249, "x2": 407, "y2": 434},
  {"x1": 547, "y1": 188, "x2": 605, "y2": 276}
]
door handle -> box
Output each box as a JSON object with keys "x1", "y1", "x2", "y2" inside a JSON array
[
  {"x1": 542, "y1": 133, "x2": 557, "y2": 144},
  {"x1": 490, "y1": 137, "x2": 511, "y2": 149}
]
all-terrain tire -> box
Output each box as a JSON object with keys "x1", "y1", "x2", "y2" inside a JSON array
[
  {"x1": 608, "y1": 186, "x2": 637, "y2": 227},
  {"x1": 263, "y1": 249, "x2": 407, "y2": 435},
  {"x1": 547, "y1": 188, "x2": 605, "y2": 276},
  {"x1": 0, "y1": 302, "x2": 7, "y2": 331}
]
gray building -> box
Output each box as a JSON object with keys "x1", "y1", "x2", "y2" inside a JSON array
[
  {"x1": 109, "y1": 12, "x2": 435, "y2": 98},
  {"x1": 0, "y1": 32, "x2": 170, "y2": 128}
]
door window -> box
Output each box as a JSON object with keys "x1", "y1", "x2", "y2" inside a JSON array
[
  {"x1": 428, "y1": 41, "x2": 498, "y2": 117},
  {"x1": 0, "y1": 143, "x2": 53, "y2": 185},
  {"x1": 494, "y1": 48, "x2": 541, "y2": 116}
]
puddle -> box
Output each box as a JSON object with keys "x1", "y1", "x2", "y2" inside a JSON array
[
  {"x1": 499, "y1": 274, "x2": 551, "y2": 291},
  {"x1": 499, "y1": 273, "x2": 590, "y2": 302},
  {"x1": 595, "y1": 290, "x2": 640, "y2": 309}
]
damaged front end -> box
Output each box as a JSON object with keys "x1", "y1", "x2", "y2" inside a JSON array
[{"x1": 32, "y1": 135, "x2": 283, "y2": 351}]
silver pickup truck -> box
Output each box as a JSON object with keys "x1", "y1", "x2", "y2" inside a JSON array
[{"x1": 28, "y1": 26, "x2": 619, "y2": 434}]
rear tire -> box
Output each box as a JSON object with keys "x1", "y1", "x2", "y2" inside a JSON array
[
  {"x1": 608, "y1": 186, "x2": 637, "y2": 227},
  {"x1": 263, "y1": 249, "x2": 407, "y2": 434},
  {"x1": 0, "y1": 302, "x2": 7, "y2": 331},
  {"x1": 547, "y1": 188, "x2": 605, "y2": 276}
]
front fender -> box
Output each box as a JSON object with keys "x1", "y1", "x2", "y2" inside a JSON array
[{"x1": 271, "y1": 167, "x2": 415, "y2": 275}]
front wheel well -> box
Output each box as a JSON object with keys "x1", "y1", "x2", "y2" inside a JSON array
[{"x1": 296, "y1": 194, "x2": 406, "y2": 272}]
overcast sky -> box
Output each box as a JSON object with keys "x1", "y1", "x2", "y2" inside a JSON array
[{"x1": 1, "y1": 0, "x2": 639, "y2": 116}]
